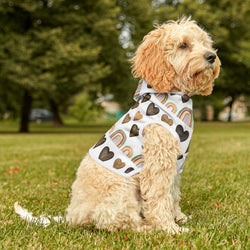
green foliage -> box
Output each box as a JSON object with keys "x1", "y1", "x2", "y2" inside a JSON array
[
  {"x1": 0, "y1": 0, "x2": 249, "y2": 124},
  {"x1": 68, "y1": 92, "x2": 103, "y2": 122},
  {"x1": 0, "y1": 0, "x2": 118, "y2": 117}
]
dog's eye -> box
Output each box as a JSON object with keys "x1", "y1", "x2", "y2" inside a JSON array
[{"x1": 179, "y1": 43, "x2": 188, "y2": 49}]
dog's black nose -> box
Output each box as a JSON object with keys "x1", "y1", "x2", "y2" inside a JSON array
[{"x1": 204, "y1": 52, "x2": 216, "y2": 64}]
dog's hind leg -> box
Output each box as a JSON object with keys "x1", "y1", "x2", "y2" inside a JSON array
[
  {"x1": 66, "y1": 155, "x2": 144, "y2": 231},
  {"x1": 139, "y1": 123, "x2": 188, "y2": 233}
]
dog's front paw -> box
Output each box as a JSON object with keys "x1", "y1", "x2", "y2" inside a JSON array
[
  {"x1": 156, "y1": 222, "x2": 188, "y2": 234},
  {"x1": 175, "y1": 212, "x2": 189, "y2": 224}
]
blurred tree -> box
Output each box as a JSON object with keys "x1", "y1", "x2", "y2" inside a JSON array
[
  {"x1": 0, "y1": 1, "x2": 115, "y2": 131},
  {"x1": 1, "y1": 0, "x2": 248, "y2": 129},
  {"x1": 100, "y1": 0, "x2": 153, "y2": 110},
  {"x1": 0, "y1": 0, "x2": 155, "y2": 131},
  {"x1": 117, "y1": 0, "x2": 153, "y2": 47},
  {"x1": 68, "y1": 92, "x2": 102, "y2": 122}
]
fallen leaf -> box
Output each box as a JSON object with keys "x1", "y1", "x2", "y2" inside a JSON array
[
  {"x1": 51, "y1": 182, "x2": 58, "y2": 185},
  {"x1": 4, "y1": 168, "x2": 20, "y2": 174},
  {"x1": 208, "y1": 185, "x2": 213, "y2": 190},
  {"x1": 214, "y1": 202, "x2": 220, "y2": 208},
  {"x1": 123, "y1": 236, "x2": 128, "y2": 241}
]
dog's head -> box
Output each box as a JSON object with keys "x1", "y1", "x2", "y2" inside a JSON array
[{"x1": 131, "y1": 17, "x2": 221, "y2": 96}]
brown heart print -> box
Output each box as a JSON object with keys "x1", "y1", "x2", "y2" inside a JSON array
[
  {"x1": 182, "y1": 94, "x2": 190, "y2": 103},
  {"x1": 161, "y1": 114, "x2": 173, "y2": 126},
  {"x1": 98, "y1": 146, "x2": 114, "y2": 161},
  {"x1": 177, "y1": 154, "x2": 183, "y2": 160},
  {"x1": 124, "y1": 167, "x2": 134, "y2": 174},
  {"x1": 146, "y1": 103, "x2": 159, "y2": 116},
  {"x1": 129, "y1": 124, "x2": 139, "y2": 137},
  {"x1": 141, "y1": 94, "x2": 151, "y2": 103},
  {"x1": 176, "y1": 125, "x2": 189, "y2": 142},
  {"x1": 93, "y1": 135, "x2": 106, "y2": 148},
  {"x1": 134, "y1": 111, "x2": 143, "y2": 121},
  {"x1": 132, "y1": 100, "x2": 140, "y2": 109},
  {"x1": 122, "y1": 113, "x2": 131, "y2": 124},
  {"x1": 113, "y1": 158, "x2": 125, "y2": 169}
]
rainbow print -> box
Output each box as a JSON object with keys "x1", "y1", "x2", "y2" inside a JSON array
[
  {"x1": 132, "y1": 154, "x2": 144, "y2": 168},
  {"x1": 121, "y1": 146, "x2": 133, "y2": 158},
  {"x1": 110, "y1": 130, "x2": 126, "y2": 148},
  {"x1": 178, "y1": 108, "x2": 193, "y2": 127},
  {"x1": 165, "y1": 102, "x2": 177, "y2": 113},
  {"x1": 134, "y1": 80, "x2": 144, "y2": 99},
  {"x1": 155, "y1": 93, "x2": 168, "y2": 104}
]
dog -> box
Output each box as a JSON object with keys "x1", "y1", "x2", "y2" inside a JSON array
[
  {"x1": 65, "y1": 17, "x2": 220, "y2": 233},
  {"x1": 15, "y1": 17, "x2": 220, "y2": 233}
]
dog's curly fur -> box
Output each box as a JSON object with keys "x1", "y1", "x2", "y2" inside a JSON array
[{"x1": 66, "y1": 17, "x2": 220, "y2": 233}]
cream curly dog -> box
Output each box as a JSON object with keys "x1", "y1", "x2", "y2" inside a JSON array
[{"x1": 66, "y1": 17, "x2": 220, "y2": 233}]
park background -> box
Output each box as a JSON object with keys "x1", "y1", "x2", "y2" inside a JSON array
[
  {"x1": 0, "y1": 0, "x2": 249, "y2": 131},
  {"x1": 0, "y1": 0, "x2": 249, "y2": 249}
]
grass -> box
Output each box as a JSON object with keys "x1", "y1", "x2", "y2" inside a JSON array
[{"x1": 0, "y1": 122, "x2": 249, "y2": 249}]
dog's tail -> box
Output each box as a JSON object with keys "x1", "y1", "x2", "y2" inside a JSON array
[{"x1": 14, "y1": 202, "x2": 64, "y2": 227}]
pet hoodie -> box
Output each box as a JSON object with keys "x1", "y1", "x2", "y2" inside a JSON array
[{"x1": 89, "y1": 79, "x2": 193, "y2": 178}]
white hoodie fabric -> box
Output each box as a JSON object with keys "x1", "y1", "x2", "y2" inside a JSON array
[{"x1": 89, "y1": 79, "x2": 194, "y2": 177}]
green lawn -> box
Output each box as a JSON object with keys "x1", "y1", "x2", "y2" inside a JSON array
[{"x1": 0, "y1": 122, "x2": 249, "y2": 249}]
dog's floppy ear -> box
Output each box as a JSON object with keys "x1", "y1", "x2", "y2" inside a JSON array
[{"x1": 131, "y1": 26, "x2": 175, "y2": 92}]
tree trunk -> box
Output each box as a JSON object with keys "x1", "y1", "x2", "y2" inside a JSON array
[
  {"x1": 227, "y1": 96, "x2": 235, "y2": 122},
  {"x1": 49, "y1": 99, "x2": 64, "y2": 126},
  {"x1": 19, "y1": 89, "x2": 32, "y2": 133}
]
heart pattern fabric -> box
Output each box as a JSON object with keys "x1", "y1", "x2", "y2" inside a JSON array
[
  {"x1": 113, "y1": 158, "x2": 125, "y2": 169},
  {"x1": 132, "y1": 100, "x2": 140, "y2": 109},
  {"x1": 176, "y1": 125, "x2": 189, "y2": 142},
  {"x1": 89, "y1": 79, "x2": 193, "y2": 177},
  {"x1": 146, "y1": 103, "x2": 159, "y2": 116},
  {"x1": 134, "y1": 111, "x2": 143, "y2": 121},
  {"x1": 94, "y1": 135, "x2": 106, "y2": 148},
  {"x1": 182, "y1": 94, "x2": 190, "y2": 103},
  {"x1": 130, "y1": 124, "x2": 139, "y2": 137},
  {"x1": 99, "y1": 146, "x2": 114, "y2": 161},
  {"x1": 122, "y1": 114, "x2": 131, "y2": 124},
  {"x1": 142, "y1": 94, "x2": 151, "y2": 103},
  {"x1": 161, "y1": 114, "x2": 173, "y2": 126}
]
